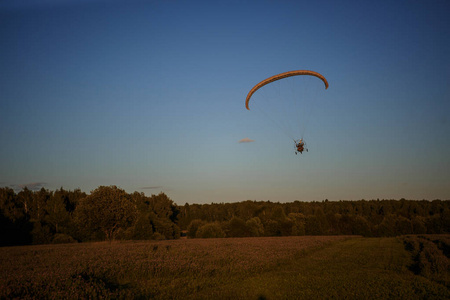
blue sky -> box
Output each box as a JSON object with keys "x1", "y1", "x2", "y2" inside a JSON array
[{"x1": 1, "y1": 0, "x2": 449, "y2": 204}]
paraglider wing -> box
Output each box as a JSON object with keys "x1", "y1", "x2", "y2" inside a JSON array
[{"x1": 245, "y1": 70, "x2": 329, "y2": 110}]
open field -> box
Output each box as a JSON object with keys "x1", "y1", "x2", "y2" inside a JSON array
[{"x1": 1, "y1": 235, "x2": 449, "y2": 299}]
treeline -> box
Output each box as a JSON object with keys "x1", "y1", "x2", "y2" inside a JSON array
[
  {"x1": 1, "y1": 185, "x2": 449, "y2": 246},
  {"x1": 0, "y1": 186, "x2": 180, "y2": 246},
  {"x1": 177, "y1": 199, "x2": 450, "y2": 238}
]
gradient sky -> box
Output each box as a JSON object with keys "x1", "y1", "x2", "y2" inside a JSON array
[{"x1": 1, "y1": 0, "x2": 449, "y2": 204}]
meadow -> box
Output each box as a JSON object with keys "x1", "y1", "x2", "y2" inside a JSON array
[{"x1": 1, "y1": 235, "x2": 449, "y2": 299}]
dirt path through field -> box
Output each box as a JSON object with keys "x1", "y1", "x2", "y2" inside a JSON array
[{"x1": 195, "y1": 237, "x2": 449, "y2": 299}]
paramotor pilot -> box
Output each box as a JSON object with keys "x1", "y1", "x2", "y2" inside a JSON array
[{"x1": 295, "y1": 139, "x2": 308, "y2": 155}]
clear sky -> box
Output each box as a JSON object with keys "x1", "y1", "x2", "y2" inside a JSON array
[{"x1": 1, "y1": 0, "x2": 449, "y2": 204}]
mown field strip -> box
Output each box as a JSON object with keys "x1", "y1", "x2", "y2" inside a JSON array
[{"x1": 192, "y1": 238, "x2": 450, "y2": 299}]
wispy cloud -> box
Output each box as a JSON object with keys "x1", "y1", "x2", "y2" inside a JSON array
[
  {"x1": 10, "y1": 182, "x2": 47, "y2": 191},
  {"x1": 238, "y1": 138, "x2": 255, "y2": 143},
  {"x1": 140, "y1": 186, "x2": 174, "y2": 193},
  {"x1": 140, "y1": 186, "x2": 163, "y2": 190}
]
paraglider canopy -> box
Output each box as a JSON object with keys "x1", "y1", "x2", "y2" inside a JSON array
[
  {"x1": 244, "y1": 69, "x2": 329, "y2": 155},
  {"x1": 245, "y1": 70, "x2": 328, "y2": 110}
]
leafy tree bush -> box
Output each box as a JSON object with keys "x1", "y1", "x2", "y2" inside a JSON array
[
  {"x1": 246, "y1": 217, "x2": 264, "y2": 237},
  {"x1": 74, "y1": 186, "x2": 137, "y2": 241},
  {"x1": 279, "y1": 219, "x2": 294, "y2": 236},
  {"x1": 426, "y1": 215, "x2": 445, "y2": 234},
  {"x1": 374, "y1": 214, "x2": 397, "y2": 237},
  {"x1": 151, "y1": 232, "x2": 166, "y2": 240},
  {"x1": 313, "y1": 207, "x2": 330, "y2": 234},
  {"x1": 31, "y1": 221, "x2": 52, "y2": 244},
  {"x1": 263, "y1": 219, "x2": 281, "y2": 236},
  {"x1": 45, "y1": 193, "x2": 70, "y2": 234},
  {"x1": 132, "y1": 192, "x2": 180, "y2": 239},
  {"x1": 412, "y1": 216, "x2": 427, "y2": 234},
  {"x1": 352, "y1": 215, "x2": 372, "y2": 236},
  {"x1": 396, "y1": 215, "x2": 413, "y2": 235},
  {"x1": 225, "y1": 217, "x2": 251, "y2": 237},
  {"x1": 131, "y1": 213, "x2": 154, "y2": 240},
  {"x1": 196, "y1": 223, "x2": 226, "y2": 238},
  {"x1": 187, "y1": 219, "x2": 205, "y2": 238},
  {"x1": 305, "y1": 215, "x2": 323, "y2": 235},
  {"x1": 288, "y1": 213, "x2": 306, "y2": 236},
  {"x1": 150, "y1": 217, "x2": 180, "y2": 240},
  {"x1": 52, "y1": 233, "x2": 77, "y2": 244}
]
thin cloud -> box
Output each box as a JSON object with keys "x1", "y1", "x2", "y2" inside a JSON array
[
  {"x1": 238, "y1": 138, "x2": 255, "y2": 143},
  {"x1": 140, "y1": 186, "x2": 174, "y2": 193},
  {"x1": 140, "y1": 186, "x2": 163, "y2": 190}
]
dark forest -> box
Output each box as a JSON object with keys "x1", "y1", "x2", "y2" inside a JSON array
[{"x1": 1, "y1": 186, "x2": 449, "y2": 246}]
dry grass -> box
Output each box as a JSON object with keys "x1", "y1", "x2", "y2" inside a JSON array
[
  {"x1": 1, "y1": 236, "x2": 351, "y2": 299},
  {"x1": 2, "y1": 235, "x2": 449, "y2": 299}
]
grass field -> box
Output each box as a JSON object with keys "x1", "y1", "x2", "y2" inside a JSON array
[{"x1": 1, "y1": 235, "x2": 449, "y2": 299}]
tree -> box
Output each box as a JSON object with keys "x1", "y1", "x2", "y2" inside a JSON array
[
  {"x1": 0, "y1": 187, "x2": 33, "y2": 246},
  {"x1": 352, "y1": 215, "x2": 371, "y2": 236},
  {"x1": 187, "y1": 219, "x2": 205, "y2": 238},
  {"x1": 425, "y1": 215, "x2": 444, "y2": 234},
  {"x1": 75, "y1": 186, "x2": 137, "y2": 241},
  {"x1": 32, "y1": 188, "x2": 50, "y2": 222},
  {"x1": 338, "y1": 214, "x2": 355, "y2": 235},
  {"x1": 31, "y1": 221, "x2": 52, "y2": 244},
  {"x1": 0, "y1": 187, "x2": 24, "y2": 221},
  {"x1": 132, "y1": 192, "x2": 180, "y2": 239},
  {"x1": 396, "y1": 215, "x2": 413, "y2": 235},
  {"x1": 326, "y1": 212, "x2": 341, "y2": 235},
  {"x1": 196, "y1": 223, "x2": 226, "y2": 238},
  {"x1": 149, "y1": 193, "x2": 180, "y2": 223},
  {"x1": 412, "y1": 216, "x2": 427, "y2": 234},
  {"x1": 45, "y1": 193, "x2": 70, "y2": 234},
  {"x1": 16, "y1": 187, "x2": 33, "y2": 216},
  {"x1": 246, "y1": 217, "x2": 264, "y2": 237},
  {"x1": 305, "y1": 215, "x2": 323, "y2": 235},
  {"x1": 150, "y1": 215, "x2": 180, "y2": 240},
  {"x1": 314, "y1": 207, "x2": 330, "y2": 234},
  {"x1": 131, "y1": 212, "x2": 154, "y2": 240},
  {"x1": 263, "y1": 219, "x2": 281, "y2": 236},
  {"x1": 288, "y1": 213, "x2": 305, "y2": 236},
  {"x1": 374, "y1": 214, "x2": 397, "y2": 237},
  {"x1": 226, "y1": 217, "x2": 251, "y2": 237}
]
